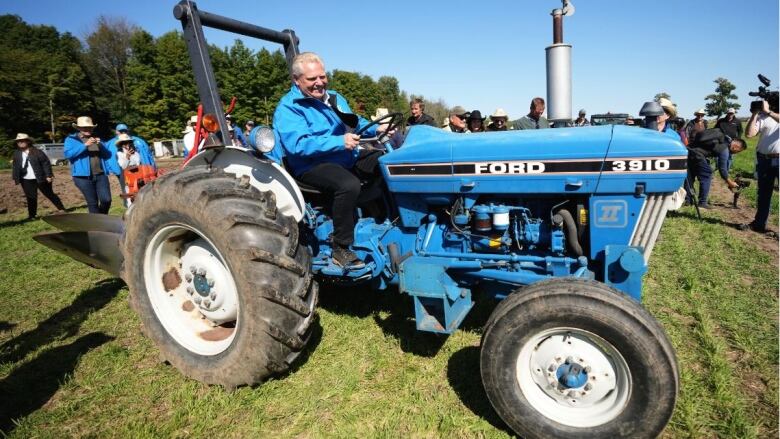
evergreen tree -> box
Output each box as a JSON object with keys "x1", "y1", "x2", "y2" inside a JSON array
[{"x1": 704, "y1": 77, "x2": 740, "y2": 120}]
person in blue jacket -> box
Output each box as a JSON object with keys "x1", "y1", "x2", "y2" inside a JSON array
[
  {"x1": 225, "y1": 114, "x2": 246, "y2": 146},
  {"x1": 272, "y1": 52, "x2": 383, "y2": 270},
  {"x1": 64, "y1": 116, "x2": 113, "y2": 214}
]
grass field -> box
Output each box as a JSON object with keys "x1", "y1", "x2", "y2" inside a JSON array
[{"x1": 0, "y1": 138, "x2": 777, "y2": 437}]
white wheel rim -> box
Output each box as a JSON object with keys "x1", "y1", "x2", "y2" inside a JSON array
[
  {"x1": 144, "y1": 224, "x2": 239, "y2": 356},
  {"x1": 516, "y1": 327, "x2": 631, "y2": 427}
]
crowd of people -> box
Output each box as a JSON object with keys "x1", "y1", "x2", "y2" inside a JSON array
[
  {"x1": 8, "y1": 51, "x2": 777, "y2": 241},
  {"x1": 10, "y1": 118, "x2": 157, "y2": 218}
]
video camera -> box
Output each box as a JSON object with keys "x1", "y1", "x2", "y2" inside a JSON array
[
  {"x1": 749, "y1": 74, "x2": 779, "y2": 113},
  {"x1": 732, "y1": 176, "x2": 752, "y2": 209}
]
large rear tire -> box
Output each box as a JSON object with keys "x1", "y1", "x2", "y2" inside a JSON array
[
  {"x1": 122, "y1": 166, "x2": 317, "y2": 387},
  {"x1": 480, "y1": 278, "x2": 678, "y2": 439}
]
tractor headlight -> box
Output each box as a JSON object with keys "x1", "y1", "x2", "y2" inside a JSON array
[{"x1": 248, "y1": 126, "x2": 275, "y2": 153}]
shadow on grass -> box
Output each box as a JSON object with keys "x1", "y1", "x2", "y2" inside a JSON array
[
  {"x1": 0, "y1": 322, "x2": 16, "y2": 332},
  {"x1": 0, "y1": 204, "x2": 87, "y2": 230},
  {"x1": 318, "y1": 284, "x2": 501, "y2": 357},
  {"x1": 0, "y1": 332, "x2": 114, "y2": 434},
  {"x1": 447, "y1": 346, "x2": 512, "y2": 435},
  {"x1": 0, "y1": 278, "x2": 123, "y2": 364}
]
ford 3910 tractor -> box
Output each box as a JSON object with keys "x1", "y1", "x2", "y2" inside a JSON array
[{"x1": 35, "y1": 1, "x2": 686, "y2": 437}]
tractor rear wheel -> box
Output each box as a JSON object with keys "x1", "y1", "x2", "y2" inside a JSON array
[
  {"x1": 122, "y1": 166, "x2": 317, "y2": 387},
  {"x1": 480, "y1": 278, "x2": 678, "y2": 439}
]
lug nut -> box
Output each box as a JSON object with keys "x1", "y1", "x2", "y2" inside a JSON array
[
  {"x1": 584, "y1": 366, "x2": 591, "y2": 373},
  {"x1": 204, "y1": 299, "x2": 211, "y2": 308},
  {"x1": 210, "y1": 292, "x2": 216, "y2": 300},
  {"x1": 584, "y1": 383, "x2": 592, "y2": 391},
  {"x1": 185, "y1": 273, "x2": 193, "y2": 282},
  {"x1": 567, "y1": 390, "x2": 577, "y2": 398},
  {"x1": 548, "y1": 364, "x2": 556, "y2": 372},
  {"x1": 207, "y1": 277, "x2": 215, "y2": 287},
  {"x1": 189, "y1": 265, "x2": 196, "y2": 274},
  {"x1": 186, "y1": 286, "x2": 194, "y2": 295},
  {"x1": 565, "y1": 356, "x2": 574, "y2": 364},
  {"x1": 193, "y1": 296, "x2": 201, "y2": 304},
  {"x1": 197, "y1": 268, "x2": 206, "y2": 276}
]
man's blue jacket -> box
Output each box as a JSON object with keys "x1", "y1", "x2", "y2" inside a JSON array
[
  {"x1": 272, "y1": 86, "x2": 376, "y2": 177},
  {"x1": 63, "y1": 133, "x2": 115, "y2": 177}
]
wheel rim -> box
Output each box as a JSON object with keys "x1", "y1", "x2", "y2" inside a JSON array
[
  {"x1": 144, "y1": 224, "x2": 239, "y2": 356},
  {"x1": 516, "y1": 327, "x2": 631, "y2": 428}
]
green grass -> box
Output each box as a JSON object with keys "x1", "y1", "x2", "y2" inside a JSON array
[{"x1": 0, "y1": 196, "x2": 777, "y2": 438}]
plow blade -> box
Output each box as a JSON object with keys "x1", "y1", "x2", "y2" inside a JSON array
[
  {"x1": 42, "y1": 212, "x2": 125, "y2": 234},
  {"x1": 34, "y1": 214, "x2": 125, "y2": 278}
]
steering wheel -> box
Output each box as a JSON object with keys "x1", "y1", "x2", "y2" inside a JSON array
[{"x1": 355, "y1": 112, "x2": 405, "y2": 144}]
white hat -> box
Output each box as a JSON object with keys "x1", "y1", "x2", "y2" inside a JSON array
[
  {"x1": 372, "y1": 107, "x2": 389, "y2": 121},
  {"x1": 116, "y1": 133, "x2": 133, "y2": 146},
  {"x1": 727, "y1": 108, "x2": 735, "y2": 114},
  {"x1": 189, "y1": 115, "x2": 199, "y2": 125},
  {"x1": 491, "y1": 108, "x2": 509, "y2": 119},
  {"x1": 14, "y1": 133, "x2": 33, "y2": 144},
  {"x1": 657, "y1": 98, "x2": 677, "y2": 118},
  {"x1": 72, "y1": 116, "x2": 97, "y2": 129},
  {"x1": 694, "y1": 108, "x2": 706, "y2": 115}
]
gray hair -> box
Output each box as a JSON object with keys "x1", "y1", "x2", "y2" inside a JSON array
[{"x1": 291, "y1": 52, "x2": 324, "y2": 78}]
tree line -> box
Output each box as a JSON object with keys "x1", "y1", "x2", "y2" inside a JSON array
[{"x1": 0, "y1": 15, "x2": 422, "y2": 156}]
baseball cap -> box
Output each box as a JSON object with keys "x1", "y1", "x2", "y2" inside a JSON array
[{"x1": 115, "y1": 123, "x2": 129, "y2": 131}]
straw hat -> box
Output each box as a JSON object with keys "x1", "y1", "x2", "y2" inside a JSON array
[
  {"x1": 189, "y1": 115, "x2": 199, "y2": 125},
  {"x1": 72, "y1": 116, "x2": 97, "y2": 129},
  {"x1": 116, "y1": 133, "x2": 133, "y2": 146},
  {"x1": 694, "y1": 108, "x2": 706, "y2": 115},
  {"x1": 372, "y1": 107, "x2": 389, "y2": 121},
  {"x1": 491, "y1": 108, "x2": 509, "y2": 119},
  {"x1": 726, "y1": 108, "x2": 735, "y2": 114},
  {"x1": 14, "y1": 133, "x2": 33, "y2": 144},
  {"x1": 657, "y1": 98, "x2": 677, "y2": 118}
]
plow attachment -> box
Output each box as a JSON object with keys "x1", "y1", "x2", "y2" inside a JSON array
[{"x1": 33, "y1": 213, "x2": 125, "y2": 279}]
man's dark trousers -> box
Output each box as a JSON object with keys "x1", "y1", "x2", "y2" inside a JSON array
[
  {"x1": 297, "y1": 150, "x2": 382, "y2": 246},
  {"x1": 686, "y1": 154, "x2": 713, "y2": 205},
  {"x1": 754, "y1": 154, "x2": 779, "y2": 229}
]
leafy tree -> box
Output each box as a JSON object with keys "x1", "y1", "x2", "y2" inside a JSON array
[
  {"x1": 704, "y1": 77, "x2": 740, "y2": 120},
  {"x1": 84, "y1": 16, "x2": 138, "y2": 128}
]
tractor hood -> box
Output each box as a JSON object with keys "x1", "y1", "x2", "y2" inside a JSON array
[{"x1": 380, "y1": 125, "x2": 686, "y2": 195}]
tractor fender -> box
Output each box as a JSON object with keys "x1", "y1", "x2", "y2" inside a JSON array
[{"x1": 185, "y1": 147, "x2": 305, "y2": 222}]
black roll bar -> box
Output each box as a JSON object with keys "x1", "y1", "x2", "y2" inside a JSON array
[{"x1": 173, "y1": 0, "x2": 300, "y2": 140}]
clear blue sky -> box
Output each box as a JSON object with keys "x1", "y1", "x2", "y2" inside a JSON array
[{"x1": 2, "y1": 0, "x2": 778, "y2": 120}]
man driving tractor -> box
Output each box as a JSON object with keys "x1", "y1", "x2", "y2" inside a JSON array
[{"x1": 272, "y1": 52, "x2": 389, "y2": 270}]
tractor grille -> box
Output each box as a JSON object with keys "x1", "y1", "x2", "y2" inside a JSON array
[{"x1": 630, "y1": 193, "x2": 673, "y2": 262}]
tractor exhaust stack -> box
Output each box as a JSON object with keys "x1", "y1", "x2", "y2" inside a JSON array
[{"x1": 546, "y1": 0, "x2": 575, "y2": 127}]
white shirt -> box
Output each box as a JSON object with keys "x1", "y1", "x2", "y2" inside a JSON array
[
  {"x1": 118, "y1": 151, "x2": 141, "y2": 169},
  {"x1": 756, "y1": 113, "x2": 779, "y2": 155},
  {"x1": 21, "y1": 150, "x2": 36, "y2": 180}
]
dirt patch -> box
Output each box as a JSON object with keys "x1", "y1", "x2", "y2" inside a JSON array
[
  {"x1": 0, "y1": 158, "x2": 183, "y2": 216},
  {"x1": 693, "y1": 177, "x2": 779, "y2": 258}
]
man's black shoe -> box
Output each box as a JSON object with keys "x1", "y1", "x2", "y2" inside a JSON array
[
  {"x1": 739, "y1": 222, "x2": 767, "y2": 233},
  {"x1": 332, "y1": 245, "x2": 366, "y2": 270}
]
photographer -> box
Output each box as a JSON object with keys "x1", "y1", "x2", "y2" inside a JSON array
[
  {"x1": 686, "y1": 128, "x2": 747, "y2": 208},
  {"x1": 64, "y1": 116, "x2": 113, "y2": 214},
  {"x1": 741, "y1": 99, "x2": 779, "y2": 233}
]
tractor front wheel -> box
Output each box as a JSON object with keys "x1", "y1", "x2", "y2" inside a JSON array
[{"x1": 480, "y1": 278, "x2": 678, "y2": 439}]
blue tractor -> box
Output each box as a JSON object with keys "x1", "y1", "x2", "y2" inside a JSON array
[{"x1": 35, "y1": 2, "x2": 685, "y2": 437}]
